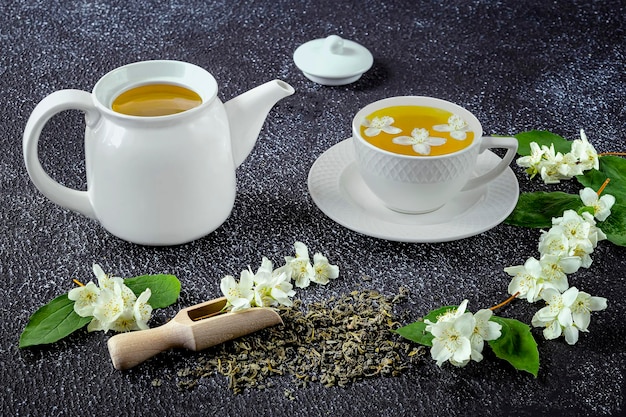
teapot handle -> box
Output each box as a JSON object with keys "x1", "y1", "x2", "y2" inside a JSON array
[{"x1": 23, "y1": 89, "x2": 99, "y2": 218}]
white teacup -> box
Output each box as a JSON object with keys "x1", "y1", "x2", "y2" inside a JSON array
[{"x1": 352, "y1": 96, "x2": 518, "y2": 214}]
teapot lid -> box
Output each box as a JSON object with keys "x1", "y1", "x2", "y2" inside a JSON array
[{"x1": 293, "y1": 35, "x2": 373, "y2": 86}]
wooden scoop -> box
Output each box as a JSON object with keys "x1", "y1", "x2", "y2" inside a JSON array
[{"x1": 107, "y1": 297, "x2": 283, "y2": 370}]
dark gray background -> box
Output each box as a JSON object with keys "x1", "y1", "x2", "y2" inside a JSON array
[{"x1": 1, "y1": 0, "x2": 624, "y2": 416}]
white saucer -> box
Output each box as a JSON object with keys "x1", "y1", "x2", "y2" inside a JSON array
[{"x1": 307, "y1": 139, "x2": 519, "y2": 242}]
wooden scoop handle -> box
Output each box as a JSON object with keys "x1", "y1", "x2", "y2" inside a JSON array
[
  {"x1": 107, "y1": 307, "x2": 284, "y2": 370},
  {"x1": 107, "y1": 320, "x2": 188, "y2": 370}
]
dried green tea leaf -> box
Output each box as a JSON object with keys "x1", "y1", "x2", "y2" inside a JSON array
[{"x1": 177, "y1": 288, "x2": 423, "y2": 393}]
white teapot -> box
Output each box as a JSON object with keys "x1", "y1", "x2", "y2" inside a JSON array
[{"x1": 23, "y1": 60, "x2": 294, "y2": 245}]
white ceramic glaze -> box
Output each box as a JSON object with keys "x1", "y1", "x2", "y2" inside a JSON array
[
  {"x1": 352, "y1": 96, "x2": 518, "y2": 214},
  {"x1": 293, "y1": 35, "x2": 373, "y2": 85},
  {"x1": 23, "y1": 60, "x2": 294, "y2": 245},
  {"x1": 308, "y1": 139, "x2": 519, "y2": 242}
]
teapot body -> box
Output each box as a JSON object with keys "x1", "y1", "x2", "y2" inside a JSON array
[{"x1": 85, "y1": 97, "x2": 236, "y2": 245}]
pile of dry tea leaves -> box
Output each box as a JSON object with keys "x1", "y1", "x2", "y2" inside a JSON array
[{"x1": 177, "y1": 287, "x2": 424, "y2": 393}]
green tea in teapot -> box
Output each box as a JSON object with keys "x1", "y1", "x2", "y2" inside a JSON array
[{"x1": 112, "y1": 83, "x2": 202, "y2": 117}]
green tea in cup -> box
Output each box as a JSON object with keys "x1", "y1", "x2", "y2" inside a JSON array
[{"x1": 360, "y1": 105, "x2": 474, "y2": 156}]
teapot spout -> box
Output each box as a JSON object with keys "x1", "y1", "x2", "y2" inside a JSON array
[{"x1": 224, "y1": 80, "x2": 295, "y2": 167}]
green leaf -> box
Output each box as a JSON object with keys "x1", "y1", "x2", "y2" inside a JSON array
[
  {"x1": 19, "y1": 275, "x2": 181, "y2": 348},
  {"x1": 576, "y1": 156, "x2": 626, "y2": 246},
  {"x1": 515, "y1": 130, "x2": 572, "y2": 156},
  {"x1": 505, "y1": 191, "x2": 583, "y2": 228},
  {"x1": 124, "y1": 274, "x2": 181, "y2": 309},
  {"x1": 597, "y1": 155, "x2": 626, "y2": 195},
  {"x1": 19, "y1": 294, "x2": 92, "y2": 348},
  {"x1": 577, "y1": 156, "x2": 626, "y2": 204},
  {"x1": 396, "y1": 321, "x2": 432, "y2": 346},
  {"x1": 396, "y1": 305, "x2": 458, "y2": 347},
  {"x1": 598, "y1": 203, "x2": 626, "y2": 246},
  {"x1": 488, "y1": 316, "x2": 539, "y2": 377},
  {"x1": 577, "y1": 206, "x2": 595, "y2": 217},
  {"x1": 576, "y1": 168, "x2": 609, "y2": 194}
]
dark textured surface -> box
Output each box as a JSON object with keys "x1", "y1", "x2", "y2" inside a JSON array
[{"x1": 1, "y1": 0, "x2": 625, "y2": 416}]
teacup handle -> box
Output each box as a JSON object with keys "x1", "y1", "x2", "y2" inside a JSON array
[
  {"x1": 461, "y1": 136, "x2": 518, "y2": 191},
  {"x1": 23, "y1": 89, "x2": 100, "y2": 218}
]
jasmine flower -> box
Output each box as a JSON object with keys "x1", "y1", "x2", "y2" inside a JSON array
[
  {"x1": 392, "y1": 128, "x2": 446, "y2": 155},
  {"x1": 361, "y1": 116, "x2": 402, "y2": 137},
  {"x1": 311, "y1": 253, "x2": 339, "y2": 285},
  {"x1": 579, "y1": 187, "x2": 615, "y2": 221},
  {"x1": 433, "y1": 114, "x2": 470, "y2": 140}
]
